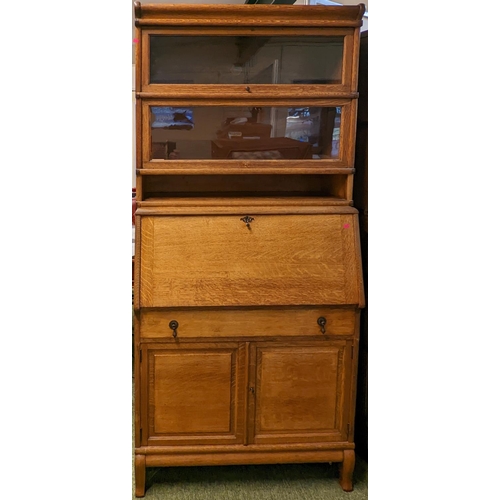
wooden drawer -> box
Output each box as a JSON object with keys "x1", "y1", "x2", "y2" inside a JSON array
[
  {"x1": 139, "y1": 214, "x2": 363, "y2": 308},
  {"x1": 140, "y1": 307, "x2": 357, "y2": 339}
]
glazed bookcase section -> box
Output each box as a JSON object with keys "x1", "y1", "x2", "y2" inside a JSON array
[
  {"x1": 135, "y1": 4, "x2": 365, "y2": 96},
  {"x1": 139, "y1": 100, "x2": 357, "y2": 169}
]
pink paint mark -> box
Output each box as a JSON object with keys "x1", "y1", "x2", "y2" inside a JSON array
[
  {"x1": 133, "y1": 38, "x2": 139, "y2": 43},
  {"x1": 343, "y1": 223, "x2": 350, "y2": 229}
]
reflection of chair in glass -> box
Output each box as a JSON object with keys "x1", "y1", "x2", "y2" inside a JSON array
[
  {"x1": 211, "y1": 137, "x2": 312, "y2": 159},
  {"x1": 151, "y1": 141, "x2": 179, "y2": 159},
  {"x1": 151, "y1": 142, "x2": 167, "y2": 159}
]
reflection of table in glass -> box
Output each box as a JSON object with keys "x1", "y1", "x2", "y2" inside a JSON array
[
  {"x1": 216, "y1": 121, "x2": 272, "y2": 140},
  {"x1": 211, "y1": 137, "x2": 312, "y2": 159}
]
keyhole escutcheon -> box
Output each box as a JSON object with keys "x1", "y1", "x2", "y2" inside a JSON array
[{"x1": 240, "y1": 215, "x2": 255, "y2": 230}]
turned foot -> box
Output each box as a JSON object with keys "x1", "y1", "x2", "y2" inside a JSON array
[
  {"x1": 339, "y1": 449, "x2": 355, "y2": 492},
  {"x1": 135, "y1": 454, "x2": 146, "y2": 497}
]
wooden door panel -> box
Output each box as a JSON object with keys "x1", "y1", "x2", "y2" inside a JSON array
[
  {"x1": 140, "y1": 214, "x2": 362, "y2": 307},
  {"x1": 249, "y1": 341, "x2": 351, "y2": 444},
  {"x1": 145, "y1": 342, "x2": 245, "y2": 446}
]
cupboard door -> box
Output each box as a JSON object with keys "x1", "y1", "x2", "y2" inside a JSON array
[
  {"x1": 143, "y1": 342, "x2": 245, "y2": 446},
  {"x1": 248, "y1": 340, "x2": 352, "y2": 445}
]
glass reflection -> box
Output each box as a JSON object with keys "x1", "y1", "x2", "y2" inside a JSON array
[
  {"x1": 150, "y1": 106, "x2": 342, "y2": 160},
  {"x1": 150, "y1": 36, "x2": 344, "y2": 85}
]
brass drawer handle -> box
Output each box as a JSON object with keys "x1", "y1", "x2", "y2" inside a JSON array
[
  {"x1": 169, "y1": 320, "x2": 179, "y2": 338},
  {"x1": 317, "y1": 317, "x2": 327, "y2": 334},
  {"x1": 240, "y1": 215, "x2": 254, "y2": 229}
]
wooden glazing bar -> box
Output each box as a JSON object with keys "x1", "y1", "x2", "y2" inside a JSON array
[
  {"x1": 141, "y1": 103, "x2": 151, "y2": 167},
  {"x1": 141, "y1": 98, "x2": 353, "y2": 107},
  {"x1": 138, "y1": 166, "x2": 355, "y2": 175},
  {"x1": 138, "y1": 89, "x2": 358, "y2": 99},
  {"x1": 135, "y1": 98, "x2": 142, "y2": 177},
  {"x1": 343, "y1": 99, "x2": 357, "y2": 179},
  {"x1": 342, "y1": 33, "x2": 354, "y2": 93},
  {"x1": 351, "y1": 27, "x2": 362, "y2": 92},
  {"x1": 134, "y1": 23, "x2": 142, "y2": 94},
  {"x1": 141, "y1": 27, "x2": 354, "y2": 37}
]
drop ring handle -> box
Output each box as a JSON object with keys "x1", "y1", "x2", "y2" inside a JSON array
[
  {"x1": 169, "y1": 320, "x2": 179, "y2": 338},
  {"x1": 317, "y1": 317, "x2": 327, "y2": 334}
]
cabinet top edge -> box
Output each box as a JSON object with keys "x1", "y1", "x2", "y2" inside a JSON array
[{"x1": 134, "y1": 2, "x2": 365, "y2": 27}]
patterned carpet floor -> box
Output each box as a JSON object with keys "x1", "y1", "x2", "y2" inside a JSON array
[
  {"x1": 133, "y1": 459, "x2": 368, "y2": 500},
  {"x1": 132, "y1": 380, "x2": 368, "y2": 499}
]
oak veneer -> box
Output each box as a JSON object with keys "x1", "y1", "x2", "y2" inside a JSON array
[
  {"x1": 134, "y1": 3, "x2": 365, "y2": 497},
  {"x1": 250, "y1": 341, "x2": 351, "y2": 445},
  {"x1": 140, "y1": 307, "x2": 357, "y2": 339},
  {"x1": 140, "y1": 214, "x2": 362, "y2": 308}
]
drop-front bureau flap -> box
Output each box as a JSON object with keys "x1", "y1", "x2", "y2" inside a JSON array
[{"x1": 139, "y1": 214, "x2": 364, "y2": 308}]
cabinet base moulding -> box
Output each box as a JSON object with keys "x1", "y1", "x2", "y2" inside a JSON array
[
  {"x1": 142, "y1": 449, "x2": 344, "y2": 467},
  {"x1": 134, "y1": 448, "x2": 355, "y2": 497}
]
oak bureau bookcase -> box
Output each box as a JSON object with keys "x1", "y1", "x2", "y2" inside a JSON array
[{"x1": 133, "y1": 3, "x2": 366, "y2": 497}]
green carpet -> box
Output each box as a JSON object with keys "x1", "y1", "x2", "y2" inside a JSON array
[
  {"x1": 132, "y1": 383, "x2": 368, "y2": 499},
  {"x1": 133, "y1": 460, "x2": 368, "y2": 499}
]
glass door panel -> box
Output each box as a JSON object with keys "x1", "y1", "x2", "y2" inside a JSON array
[
  {"x1": 149, "y1": 105, "x2": 342, "y2": 160},
  {"x1": 150, "y1": 35, "x2": 344, "y2": 85}
]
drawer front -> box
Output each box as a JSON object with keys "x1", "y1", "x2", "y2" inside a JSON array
[
  {"x1": 140, "y1": 308, "x2": 356, "y2": 339},
  {"x1": 140, "y1": 214, "x2": 363, "y2": 307}
]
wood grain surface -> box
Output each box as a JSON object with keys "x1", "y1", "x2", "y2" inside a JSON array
[
  {"x1": 140, "y1": 214, "x2": 362, "y2": 307},
  {"x1": 134, "y1": 3, "x2": 365, "y2": 27},
  {"x1": 249, "y1": 341, "x2": 350, "y2": 445},
  {"x1": 145, "y1": 342, "x2": 245, "y2": 446},
  {"x1": 133, "y1": 5, "x2": 365, "y2": 494},
  {"x1": 140, "y1": 307, "x2": 356, "y2": 339}
]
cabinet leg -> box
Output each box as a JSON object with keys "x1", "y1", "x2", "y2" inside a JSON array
[
  {"x1": 339, "y1": 449, "x2": 355, "y2": 492},
  {"x1": 135, "y1": 454, "x2": 146, "y2": 498}
]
